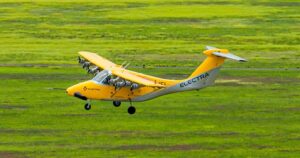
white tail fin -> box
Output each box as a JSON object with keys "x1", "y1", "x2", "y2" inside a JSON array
[
  {"x1": 212, "y1": 52, "x2": 247, "y2": 62},
  {"x1": 206, "y1": 46, "x2": 247, "y2": 62}
]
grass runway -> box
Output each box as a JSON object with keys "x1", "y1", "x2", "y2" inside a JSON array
[{"x1": 0, "y1": 0, "x2": 300, "y2": 157}]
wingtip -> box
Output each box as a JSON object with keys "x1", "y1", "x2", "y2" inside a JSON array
[
  {"x1": 79, "y1": 51, "x2": 95, "y2": 55},
  {"x1": 78, "y1": 51, "x2": 85, "y2": 55},
  {"x1": 239, "y1": 58, "x2": 248, "y2": 62},
  {"x1": 205, "y1": 46, "x2": 217, "y2": 50}
]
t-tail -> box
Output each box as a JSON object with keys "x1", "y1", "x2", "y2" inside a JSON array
[
  {"x1": 189, "y1": 46, "x2": 246, "y2": 78},
  {"x1": 179, "y1": 46, "x2": 247, "y2": 91},
  {"x1": 132, "y1": 46, "x2": 247, "y2": 101}
]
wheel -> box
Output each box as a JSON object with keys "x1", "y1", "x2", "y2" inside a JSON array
[
  {"x1": 113, "y1": 101, "x2": 121, "y2": 107},
  {"x1": 84, "y1": 103, "x2": 91, "y2": 110},
  {"x1": 128, "y1": 106, "x2": 136, "y2": 114}
]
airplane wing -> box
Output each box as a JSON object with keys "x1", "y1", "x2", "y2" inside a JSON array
[
  {"x1": 79, "y1": 51, "x2": 165, "y2": 88},
  {"x1": 79, "y1": 51, "x2": 117, "y2": 70},
  {"x1": 111, "y1": 67, "x2": 166, "y2": 88}
]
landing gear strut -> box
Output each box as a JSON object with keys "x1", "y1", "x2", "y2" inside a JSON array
[
  {"x1": 84, "y1": 103, "x2": 91, "y2": 110},
  {"x1": 113, "y1": 101, "x2": 121, "y2": 107},
  {"x1": 127, "y1": 100, "x2": 136, "y2": 114}
]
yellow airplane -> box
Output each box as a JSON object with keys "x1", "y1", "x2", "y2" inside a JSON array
[{"x1": 67, "y1": 46, "x2": 246, "y2": 114}]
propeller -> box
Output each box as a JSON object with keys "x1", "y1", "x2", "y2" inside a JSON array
[
  {"x1": 119, "y1": 61, "x2": 130, "y2": 68},
  {"x1": 115, "y1": 80, "x2": 126, "y2": 88},
  {"x1": 125, "y1": 80, "x2": 131, "y2": 86},
  {"x1": 130, "y1": 83, "x2": 139, "y2": 90},
  {"x1": 82, "y1": 62, "x2": 91, "y2": 70},
  {"x1": 88, "y1": 66, "x2": 99, "y2": 74},
  {"x1": 108, "y1": 78, "x2": 118, "y2": 85},
  {"x1": 78, "y1": 56, "x2": 85, "y2": 64}
]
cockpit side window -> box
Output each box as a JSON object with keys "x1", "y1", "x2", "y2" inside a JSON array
[
  {"x1": 102, "y1": 76, "x2": 110, "y2": 84},
  {"x1": 92, "y1": 70, "x2": 110, "y2": 84}
]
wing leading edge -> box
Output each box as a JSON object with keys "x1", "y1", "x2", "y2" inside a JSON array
[{"x1": 79, "y1": 51, "x2": 117, "y2": 70}]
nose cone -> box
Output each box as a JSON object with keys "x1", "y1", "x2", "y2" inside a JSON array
[
  {"x1": 66, "y1": 80, "x2": 99, "y2": 100},
  {"x1": 66, "y1": 85, "x2": 76, "y2": 96},
  {"x1": 66, "y1": 81, "x2": 92, "y2": 97}
]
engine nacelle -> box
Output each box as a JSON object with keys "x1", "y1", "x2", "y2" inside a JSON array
[
  {"x1": 125, "y1": 81, "x2": 131, "y2": 86},
  {"x1": 115, "y1": 80, "x2": 126, "y2": 87},
  {"x1": 108, "y1": 78, "x2": 118, "y2": 85},
  {"x1": 88, "y1": 66, "x2": 99, "y2": 74}
]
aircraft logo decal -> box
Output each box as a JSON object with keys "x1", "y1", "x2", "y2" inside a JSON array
[{"x1": 180, "y1": 73, "x2": 209, "y2": 87}]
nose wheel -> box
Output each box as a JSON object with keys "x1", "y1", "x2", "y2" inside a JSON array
[
  {"x1": 84, "y1": 103, "x2": 91, "y2": 110},
  {"x1": 113, "y1": 101, "x2": 121, "y2": 107}
]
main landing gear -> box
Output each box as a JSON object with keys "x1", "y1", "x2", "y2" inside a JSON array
[
  {"x1": 112, "y1": 100, "x2": 136, "y2": 115},
  {"x1": 127, "y1": 100, "x2": 136, "y2": 115},
  {"x1": 128, "y1": 106, "x2": 136, "y2": 115}
]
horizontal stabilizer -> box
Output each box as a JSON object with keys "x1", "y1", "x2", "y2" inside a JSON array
[
  {"x1": 206, "y1": 46, "x2": 247, "y2": 62},
  {"x1": 212, "y1": 52, "x2": 247, "y2": 62}
]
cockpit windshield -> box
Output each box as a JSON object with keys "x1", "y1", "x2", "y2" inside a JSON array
[{"x1": 92, "y1": 70, "x2": 110, "y2": 84}]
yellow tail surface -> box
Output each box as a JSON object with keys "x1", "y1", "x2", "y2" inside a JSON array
[{"x1": 189, "y1": 46, "x2": 246, "y2": 78}]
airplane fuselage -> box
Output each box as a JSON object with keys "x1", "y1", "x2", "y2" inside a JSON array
[{"x1": 66, "y1": 67, "x2": 220, "y2": 102}]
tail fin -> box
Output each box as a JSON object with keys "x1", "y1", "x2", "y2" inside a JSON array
[{"x1": 189, "y1": 46, "x2": 246, "y2": 78}]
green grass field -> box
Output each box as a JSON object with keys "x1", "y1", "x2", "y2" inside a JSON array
[{"x1": 0, "y1": 0, "x2": 299, "y2": 157}]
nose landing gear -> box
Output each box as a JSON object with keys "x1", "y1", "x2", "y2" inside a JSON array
[
  {"x1": 84, "y1": 103, "x2": 91, "y2": 110},
  {"x1": 113, "y1": 101, "x2": 121, "y2": 107},
  {"x1": 84, "y1": 100, "x2": 91, "y2": 110}
]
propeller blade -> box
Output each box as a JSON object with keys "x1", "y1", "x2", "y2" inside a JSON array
[
  {"x1": 78, "y1": 56, "x2": 82, "y2": 64},
  {"x1": 82, "y1": 62, "x2": 91, "y2": 69}
]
